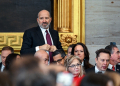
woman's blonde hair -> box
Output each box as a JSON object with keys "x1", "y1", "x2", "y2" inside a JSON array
[{"x1": 64, "y1": 55, "x2": 84, "y2": 77}]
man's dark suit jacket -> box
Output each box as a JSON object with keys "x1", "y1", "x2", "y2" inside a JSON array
[
  {"x1": 116, "y1": 65, "x2": 120, "y2": 73},
  {"x1": 0, "y1": 62, "x2": 2, "y2": 72},
  {"x1": 20, "y1": 26, "x2": 63, "y2": 55},
  {"x1": 85, "y1": 66, "x2": 113, "y2": 74}
]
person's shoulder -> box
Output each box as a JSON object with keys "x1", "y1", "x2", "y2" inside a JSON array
[
  {"x1": 49, "y1": 28, "x2": 58, "y2": 32},
  {"x1": 85, "y1": 66, "x2": 95, "y2": 73},
  {"x1": 25, "y1": 26, "x2": 39, "y2": 32},
  {"x1": 0, "y1": 62, "x2": 2, "y2": 67},
  {"x1": 116, "y1": 64, "x2": 120, "y2": 67},
  {"x1": 116, "y1": 64, "x2": 120, "y2": 70}
]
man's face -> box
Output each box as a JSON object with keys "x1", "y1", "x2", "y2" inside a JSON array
[
  {"x1": 1, "y1": 50, "x2": 12, "y2": 66},
  {"x1": 111, "y1": 47, "x2": 120, "y2": 64},
  {"x1": 37, "y1": 10, "x2": 51, "y2": 29},
  {"x1": 118, "y1": 52, "x2": 120, "y2": 63},
  {"x1": 95, "y1": 52, "x2": 110, "y2": 71},
  {"x1": 67, "y1": 47, "x2": 72, "y2": 57},
  {"x1": 53, "y1": 54, "x2": 64, "y2": 66}
]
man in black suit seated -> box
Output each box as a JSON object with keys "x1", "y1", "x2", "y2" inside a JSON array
[
  {"x1": 105, "y1": 45, "x2": 120, "y2": 73},
  {"x1": 86, "y1": 49, "x2": 112, "y2": 74},
  {"x1": 20, "y1": 10, "x2": 63, "y2": 63},
  {"x1": 0, "y1": 46, "x2": 14, "y2": 72}
]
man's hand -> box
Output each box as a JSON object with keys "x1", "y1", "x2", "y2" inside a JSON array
[
  {"x1": 49, "y1": 45, "x2": 57, "y2": 52},
  {"x1": 39, "y1": 44, "x2": 51, "y2": 51}
]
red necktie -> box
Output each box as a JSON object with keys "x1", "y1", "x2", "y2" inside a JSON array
[
  {"x1": 46, "y1": 30, "x2": 53, "y2": 63},
  {"x1": 112, "y1": 65, "x2": 115, "y2": 71}
]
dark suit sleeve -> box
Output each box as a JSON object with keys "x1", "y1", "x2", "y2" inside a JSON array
[
  {"x1": 56, "y1": 31, "x2": 63, "y2": 50},
  {"x1": 0, "y1": 62, "x2": 2, "y2": 72},
  {"x1": 85, "y1": 67, "x2": 95, "y2": 74},
  {"x1": 20, "y1": 29, "x2": 36, "y2": 55}
]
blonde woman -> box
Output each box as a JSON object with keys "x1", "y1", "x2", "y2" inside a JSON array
[{"x1": 64, "y1": 55, "x2": 85, "y2": 86}]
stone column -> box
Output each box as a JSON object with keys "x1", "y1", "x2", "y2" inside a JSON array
[{"x1": 57, "y1": 0, "x2": 71, "y2": 32}]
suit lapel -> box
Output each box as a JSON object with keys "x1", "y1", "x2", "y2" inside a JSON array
[
  {"x1": 36, "y1": 26, "x2": 45, "y2": 44},
  {"x1": 93, "y1": 66, "x2": 95, "y2": 73},
  {"x1": 116, "y1": 65, "x2": 120, "y2": 73}
]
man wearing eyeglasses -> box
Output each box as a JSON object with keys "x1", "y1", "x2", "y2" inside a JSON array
[
  {"x1": 86, "y1": 49, "x2": 112, "y2": 74},
  {"x1": 52, "y1": 49, "x2": 66, "y2": 66}
]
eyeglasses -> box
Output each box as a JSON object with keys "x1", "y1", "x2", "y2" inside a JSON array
[
  {"x1": 68, "y1": 63, "x2": 81, "y2": 68},
  {"x1": 53, "y1": 58, "x2": 63, "y2": 63}
]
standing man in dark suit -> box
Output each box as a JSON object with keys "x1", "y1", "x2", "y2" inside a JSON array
[
  {"x1": 86, "y1": 49, "x2": 112, "y2": 74},
  {"x1": 20, "y1": 10, "x2": 63, "y2": 63},
  {"x1": 0, "y1": 46, "x2": 14, "y2": 72},
  {"x1": 105, "y1": 45, "x2": 120, "y2": 73}
]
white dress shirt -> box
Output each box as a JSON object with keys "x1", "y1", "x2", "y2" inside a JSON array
[
  {"x1": 35, "y1": 27, "x2": 54, "y2": 51},
  {"x1": 95, "y1": 66, "x2": 105, "y2": 74},
  {"x1": 108, "y1": 64, "x2": 116, "y2": 71}
]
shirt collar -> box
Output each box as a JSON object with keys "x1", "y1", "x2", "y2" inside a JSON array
[
  {"x1": 2, "y1": 64, "x2": 4, "y2": 67},
  {"x1": 39, "y1": 26, "x2": 49, "y2": 34},
  {"x1": 108, "y1": 64, "x2": 112, "y2": 69},
  {"x1": 108, "y1": 64, "x2": 116, "y2": 69},
  {"x1": 95, "y1": 66, "x2": 105, "y2": 73},
  {"x1": 1, "y1": 64, "x2": 5, "y2": 72}
]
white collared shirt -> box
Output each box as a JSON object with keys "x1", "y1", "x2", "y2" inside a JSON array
[
  {"x1": 95, "y1": 66, "x2": 105, "y2": 74},
  {"x1": 35, "y1": 26, "x2": 54, "y2": 51},
  {"x1": 108, "y1": 64, "x2": 116, "y2": 71},
  {"x1": 1, "y1": 64, "x2": 5, "y2": 72}
]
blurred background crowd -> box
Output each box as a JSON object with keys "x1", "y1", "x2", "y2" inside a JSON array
[{"x1": 0, "y1": 42, "x2": 120, "y2": 86}]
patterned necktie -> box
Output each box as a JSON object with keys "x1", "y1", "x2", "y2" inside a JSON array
[
  {"x1": 46, "y1": 30, "x2": 53, "y2": 63},
  {"x1": 112, "y1": 65, "x2": 115, "y2": 71}
]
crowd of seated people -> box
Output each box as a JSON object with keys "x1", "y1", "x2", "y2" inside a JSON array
[{"x1": 0, "y1": 42, "x2": 120, "y2": 86}]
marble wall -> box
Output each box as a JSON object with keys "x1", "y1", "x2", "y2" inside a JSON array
[{"x1": 85, "y1": 0, "x2": 120, "y2": 65}]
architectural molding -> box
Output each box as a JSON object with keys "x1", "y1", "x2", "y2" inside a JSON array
[{"x1": 0, "y1": 0, "x2": 85, "y2": 53}]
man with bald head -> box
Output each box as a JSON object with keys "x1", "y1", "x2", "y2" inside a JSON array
[
  {"x1": 20, "y1": 10, "x2": 63, "y2": 63},
  {"x1": 34, "y1": 50, "x2": 49, "y2": 65}
]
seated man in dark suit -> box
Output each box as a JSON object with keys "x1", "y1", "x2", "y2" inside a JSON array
[
  {"x1": 0, "y1": 46, "x2": 14, "y2": 72},
  {"x1": 20, "y1": 10, "x2": 63, "y2": 63},
  {"x1": 105, "y1": 45, "x2": 120, "y2": 73},
  {"x1": 86, "y1": 49, "x2": 112, "y2": 74}
]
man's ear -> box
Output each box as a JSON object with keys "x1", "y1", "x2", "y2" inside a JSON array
[
  {"x1": 37, "y1": 18, "x2": 39, "y2": 23},
  {"x1": 95, "y1": 58, "x2": 98, "y2": 64},
  {"x1": 64, "y1": 56, "x2": 67, "y2": 60},
  {"x1": 110, "y1": 54, "x2": 113, "y2": 59},
  {"x1": 50, "y1": 17, "x2": 52, "y2": 22}
]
